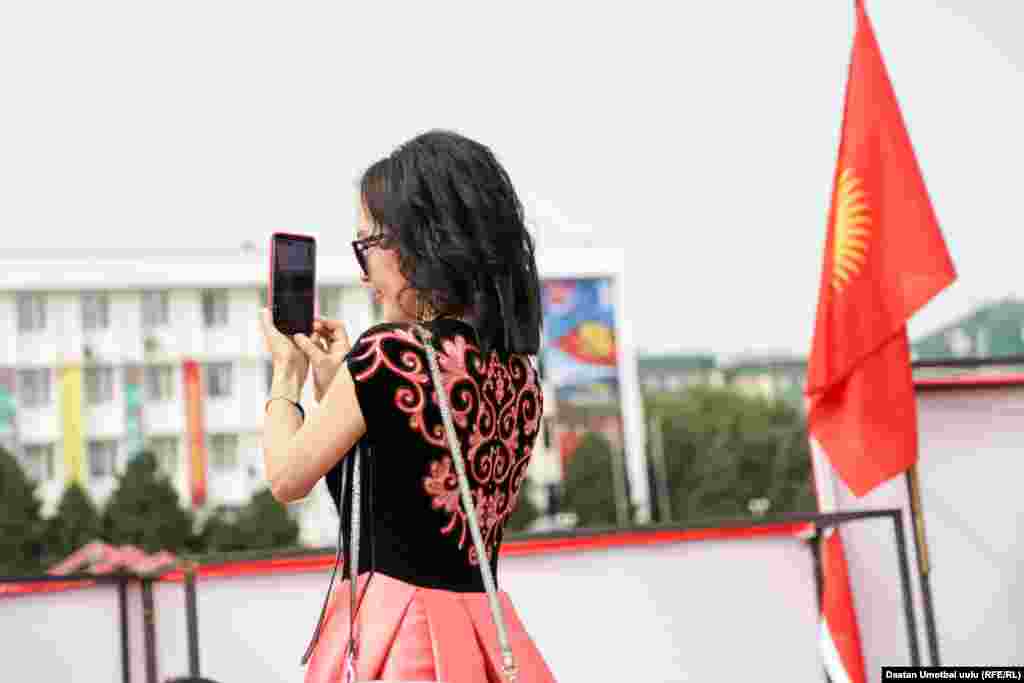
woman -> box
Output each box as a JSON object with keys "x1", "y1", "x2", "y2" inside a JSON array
[{"x1": 260, "y1": 130, "x2": 556, "y2": 682}]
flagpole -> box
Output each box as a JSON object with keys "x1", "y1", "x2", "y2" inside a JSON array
[{"x1": 905, "y1": 463, "x2": 941, "y2": 665}]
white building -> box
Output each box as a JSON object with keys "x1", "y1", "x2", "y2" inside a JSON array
[
  {"x1": 0, "y1": 246, "x2": 380, "y2": 545},
  {"x1": 0, "y1": 240, "x2": 645, "y2": 545}
]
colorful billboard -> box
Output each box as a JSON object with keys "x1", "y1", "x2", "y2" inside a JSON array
[{"x1": 541, "y1": 277, "x2": 620, "y2": 406}]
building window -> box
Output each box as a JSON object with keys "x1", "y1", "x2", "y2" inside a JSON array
[
  {"x1": 81, "y1": 292, "x2": 110, "y2": 331},
  {"x1": 201, "y1": 290, "x2": 229, "y2": 328},
  {"x1": 21, "y1": 444, "x2": 55, "y2": 482},
  {"x1": 145, "y1": 365, "x2": 176, "y2": 401},
  {"x1": 141, "y1": 290, "x2": 170, "y2": 328},
  {"x1": 149, "y1": 436, "x2": 179, "y2": 478},
  {"x1": 85, "y1": 366, "x2": 115, "y2": 404},
  {"x1": 18, "y1": 369, "x2": 51, "y2": 407},
  {"x1": 205, "y1": 362, "x2": 233, "y2": 398},
  {"x1": 16, "y1": 293, "x2": 46, "y2": 333},
  {"x1": 88, "y1": 440, "x2": 118, "y2": 478},
  {"x1": 208, "y1": 434, "x2": 238, "y2": 472}
]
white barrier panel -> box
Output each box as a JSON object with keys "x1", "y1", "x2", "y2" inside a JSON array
[
  {"x1": 1, "y1": 582, "x2": 124, "y2": 682},
  {"x1": 174, "y1": 535, "x2": 826, "y2": 683},
  {"x1": 916, "y1": 382, "x2": 1024, "y2": 665},
  {"x1": 495, "y1": 539, "x2": 823, "y2": 682},
  {"x1": 832, "y1": 476, "x2": 921, "y2": 673},
  {"x1": 4, "y1": 523, "x2": 925, "y2": 682},
  {"x1": 832, "y1": 379, "x2": 1024, "y2": 674},
  {"x1": 153, "y1": 578, "x2": 191, "y2": 681}
]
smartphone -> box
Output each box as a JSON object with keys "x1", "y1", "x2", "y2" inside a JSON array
[{"x1": 269, "y1": 232, "x2": 316, "y2": 337}]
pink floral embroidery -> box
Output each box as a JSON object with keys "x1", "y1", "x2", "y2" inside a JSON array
[
  {"x1": 423, "y1": 457, "x2": 462, "y2": 538},
  {"x1": 351, "y1": 324, "x2": 543, "y2": 566},
  {"x1": 425, "y1": 346, "x2": 542, "y2": 565},
  {"x1": 350, "y1": 327, "x2": 446, "y2": 449}
]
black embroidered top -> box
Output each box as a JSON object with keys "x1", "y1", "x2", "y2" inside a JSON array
[{"x1": 325, "y1": 318, "x2": 544, "y2": 593}]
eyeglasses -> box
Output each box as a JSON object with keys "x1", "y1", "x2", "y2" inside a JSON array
[{"x1": 352, "y1": 233, "x2": 386, "y2": 276}]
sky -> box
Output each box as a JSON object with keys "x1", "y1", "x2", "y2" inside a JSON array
[{"x1": 1, "y1": 0, "x2": 1021, "y2": 355}]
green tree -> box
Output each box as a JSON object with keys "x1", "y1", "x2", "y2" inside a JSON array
[
  {"x1": 561, "y1": 433, "x2": 619, "y2": 528},
  {"x1": 0, "y1": 447, "x2": 46, "y2": 575},
  {"x1": 197, "y1": 508, "x2": 240, "y2": 552},
  {"x1": 505, "y1": 483, "x2": 542, "y2": 533},
  {"x1": 202, "y1": 488, "x2": 299, "y2": 553},
  {"x1": 648, "y1": 385, "x2": 814, "y2": 523},
  {"x1": 102, "y1": 451, "x2": 194, "y2": 553},
  {"x1": 45, "y1": 481, "x2": 104, "y2": 566}
]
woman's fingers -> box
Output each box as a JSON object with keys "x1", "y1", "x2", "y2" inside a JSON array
[
  {"x1": 314, "y1": 316, "x2": 345, "y2": 331},
  {"x1": 313, "y1": 317, "x2": 350, "y2": 354},
  {"x1": 292, "y1": 333, "x2": 325, "y2": 363}
]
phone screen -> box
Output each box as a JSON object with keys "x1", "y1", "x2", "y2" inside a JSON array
[{"x1": 271, "y1": 233, "x2": 316, "y2": 336}]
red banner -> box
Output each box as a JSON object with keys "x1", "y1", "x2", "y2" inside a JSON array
[{"x1": 182, "y1": 360, "x2": 207, "y2": 507}]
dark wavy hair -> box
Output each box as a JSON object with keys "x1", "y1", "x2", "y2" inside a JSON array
[{"x1": 359, "y1": 130, "x2": 542, "y2": 356}]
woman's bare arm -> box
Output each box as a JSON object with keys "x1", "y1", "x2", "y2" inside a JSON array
[{"x1": 263, "y1": 364, "x2": 367, "y2": 503}]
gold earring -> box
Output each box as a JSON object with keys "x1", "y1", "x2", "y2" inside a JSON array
[{"x1": 416, "y1": 294, "x2": 430, "y2": 322}]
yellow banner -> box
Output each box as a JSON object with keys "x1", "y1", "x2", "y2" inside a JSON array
[{"x1": 59, "y1": 365, "x2": 86, "y2": 484}]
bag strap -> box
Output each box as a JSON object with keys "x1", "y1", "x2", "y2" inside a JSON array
[
  {"x1": 300, "y1": 444, "x2": 374, "y2": 675},
  {"x1": 337, "y1": 445, "x2": 375, "y2": 682},
  {"x1": 414, "y1": 323, "x2": 519, "y2": 682},
  {"x1": 300, "y1": 453, "x2": 346, "y2": 666}
]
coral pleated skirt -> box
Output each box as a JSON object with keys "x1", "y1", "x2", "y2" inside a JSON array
[{"x1": 303, "y1": 573, "x2": 556, "y2": 683}]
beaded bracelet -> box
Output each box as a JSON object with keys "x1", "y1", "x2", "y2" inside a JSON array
[{"x1": 265, "y1": 396, "x2": 305, "y2": 422}]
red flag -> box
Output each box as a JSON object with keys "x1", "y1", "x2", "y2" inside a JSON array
[
  {"x1": 807, "y1": 3, "x2": 955, "y2": 681},
  {"x1": 810, "y1": 437, "x2": 868, "y2": 683},
  {"x1": 820, "y1": 527, "x2": 868, "y2": 683},
  {"x1": 807, "y1": 0, "x2": 956, "y2": 497}
]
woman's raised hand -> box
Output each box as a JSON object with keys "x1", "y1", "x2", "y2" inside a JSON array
[
  {"x1": 259, "y1": 309, "x2": 310, "y2": 391},
  {"x1": 292, "y1": 317, "x2": 352, "y2": 403}
]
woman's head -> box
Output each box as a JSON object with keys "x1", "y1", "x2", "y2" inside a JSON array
[{"x1": 355, "y1": 130, "x2": 542, "y2": 355}]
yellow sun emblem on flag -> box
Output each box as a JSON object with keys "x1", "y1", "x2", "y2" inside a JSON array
[{"x1": 831, "y1": 169, "x2": 872, "y2": 292}]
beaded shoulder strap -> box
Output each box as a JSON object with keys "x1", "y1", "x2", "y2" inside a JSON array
[{"x1": 413, "y1": 323, "x2": 518, "y2": 681}]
